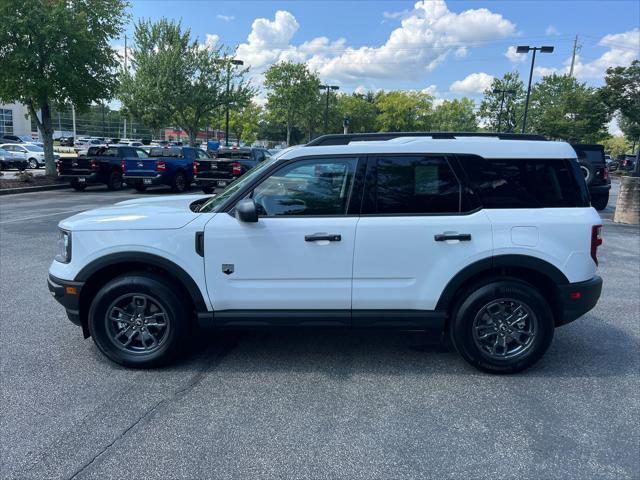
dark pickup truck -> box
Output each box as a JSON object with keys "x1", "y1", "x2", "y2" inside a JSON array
[
  {"x1": 571, "y1": 143, "x2": 611, "y2": 211},
  {"x1": 57, "y1": 145, "x2": 148, "y2": 191},
  {"x1": 193, "y1": 146, "x2": 271, "y2": 193},
  {"x1": 123, "y1": 146, "x2": 206, "y2": 193}
]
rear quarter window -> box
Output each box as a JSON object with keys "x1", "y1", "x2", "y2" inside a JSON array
[{"x1": 457, "y1": 155, "x2": 589, "y2": 208}]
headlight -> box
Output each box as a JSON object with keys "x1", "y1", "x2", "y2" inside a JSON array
[{"x1": 55, "y1": 229, "x2": 72, "y2": 263}]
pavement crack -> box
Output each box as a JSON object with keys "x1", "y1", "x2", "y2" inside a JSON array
[{"x1": 67, "y1": 338, "x2": 238, "y2": 480}]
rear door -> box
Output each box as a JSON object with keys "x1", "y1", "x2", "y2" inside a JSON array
[
  {"x1": 352, "y1": 155, "x2": 493, "y2": 320},
  {"x1": 204, "y1": 156, "x2": 362, "y2": 319}
]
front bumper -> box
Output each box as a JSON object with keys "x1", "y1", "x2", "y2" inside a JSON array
[
  {"x1": 48, "y1": 274, "x2": 84, "y2": 327},
  {"x1": 556, "y1": 275, "x2": 603, "y2": 326}
]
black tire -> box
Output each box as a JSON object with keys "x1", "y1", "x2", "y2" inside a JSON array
[
  {"x1": 591, "y1": 194, "x2": 609, "y2": 211},
  {"x1": 171, "y1": 171, "x2": 187, "y2": 193},
  {"x1": 450, "y1": 279, "x2": 554, "y2": 374},
  {"x1": 28, "y1": 158, "x2": 39, "y2": 169},
  {"x1": 202, "y1": 186, "x2": 214, "y2": 194},
  {"x1": 107, "y1": 171, "x2": 123, "y2": 191},
  {"x1": 70, "y1": 180, "x2": 87, "y2": 191},
  {"x1": 88, "y1": 273, "x2": 193, "y2": 368},
  {"x1": 134, "y1": 183, "x2": 147, "y2": 192},
  {"x1": 578, "y1": 160, "x2": 595, "y2": 186},
  {"x1": 0, "y1": 162, "x2": 4, "y2": 171}
]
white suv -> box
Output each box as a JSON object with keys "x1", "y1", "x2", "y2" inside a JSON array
[{"x1": 48, "y1": 133, "x2": 603, "y2": 373}]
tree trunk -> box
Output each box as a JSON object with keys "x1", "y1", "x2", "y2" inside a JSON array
[
  {"x1": 188, "y1": 130, "x2": 198, "y2": 147},
  {"x1": 40, "y1": 102, "x2": 56, "y2": 176},
  {"x1": 286, "y1": 122, "x2": 291, "y2": 147}
]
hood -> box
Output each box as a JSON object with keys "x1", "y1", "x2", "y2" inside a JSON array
[{"x1": 59, "y1": 194, "x2": 211, "y2": 231}]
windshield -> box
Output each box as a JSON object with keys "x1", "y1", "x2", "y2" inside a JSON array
[
  {"x1": 198, "y1": 157, "x2": 278, "y2": 213},
  {"x1": 25, "y1": 145, "x2": 44, "y2": 152}
]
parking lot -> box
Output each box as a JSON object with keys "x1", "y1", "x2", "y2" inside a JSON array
[{"x1": 1, "y1": 183, "x2": 638, "y2": 479}]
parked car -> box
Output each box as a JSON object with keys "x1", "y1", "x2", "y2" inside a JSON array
[
  {"x1": 0, "y1": 147, "x2": 28, "y2": 170},
  {"x1": 616, "y1": 154, "x2": 637, "y2": 172},
  {"x1": 0, "y1": 143, "x2": 57, "y2": 169},
  {"x1": 59, "y1": 137, "x2": 75, "y2": 147},
  {"x1": 57, "y1": 145, "x2": 146, "y2": 191},
  {"x1": 193, "y1": 146, "x2": 271, "y2": 194},
  {"x1": 571, "y1": 144, "x2": 611, "y2": 211},
  {"x1": 48, "y1": 132, "x2": 603, "y2": 373},
  {"x1": 122, "y1": 146, "x2": 200, "y2": 193},
  {"x1": 1, "y1": 134, "x2": 33, "y2": 144}
]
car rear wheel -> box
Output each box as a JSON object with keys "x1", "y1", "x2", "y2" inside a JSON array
[
  {"x1": 107, "y1": 171, "x2": 123, "y2": 191},
  {"x1": 450, "y1": 279, "x2": 554, "y2": 374},
  {"x1": 591, "y1": 194, "x2": 609, "y2": 211},
  {"x1": 28, "y1": 158, "x2": 39, "y2": 169},
  {"x1": 202, "y1": 186, "x2": 214, "y2": 194},
  {"x1": 171, "y1": 172, "x2": 187, "y2": 193},
  {"x1": 88, "y1": 273, "x2": 192, "y2": 367},
  {"x1": 70, "y1": 179, "x2": 87, "y2": 191}
]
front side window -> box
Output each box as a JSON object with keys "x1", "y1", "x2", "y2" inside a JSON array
[
  {"x1": 251, "y1": 158, "x2": 358, "y2": 216},
  {"x1": 363, "y1": 156, "x2": 460, "y2": 215}
]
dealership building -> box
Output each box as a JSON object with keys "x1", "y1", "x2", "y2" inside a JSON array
[{"x1": 0, "y1": 103, "x2": 33, "y2": 139}]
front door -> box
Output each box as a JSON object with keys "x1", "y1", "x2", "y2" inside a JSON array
[{"x1": 204, "y1": 156, "x2": 361, "y2": 323}]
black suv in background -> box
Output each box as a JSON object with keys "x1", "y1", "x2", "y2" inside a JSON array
[
  {"x1": 571, "y1": 144, "x2": 610, "y2": 211},
  {"x1": 193, "y1": 146, "x2": 271, "y2": 193}
]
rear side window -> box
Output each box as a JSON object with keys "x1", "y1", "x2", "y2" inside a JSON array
[
  {"x1": 363, "y1": 156, "x2": 460, "y2": 215},
  {"x1": 458, "y1": 156, "x2": 589, "y2": 208},
  {"x1": 149, "y1": 147, "x2": 181, "y2": 158}
]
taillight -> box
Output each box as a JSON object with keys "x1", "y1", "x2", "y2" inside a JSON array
[
  {"x1": 591, "y1": 225, "x2": 602, "y2": 265},
  {"x1": 193, "y1": 161, "x2": 199, "y2": 175},
  {"x1": 603, "y1": 167, "x2": 609, "y2": 180},
  {"x1": 156, "y1": 160, "x2": 166, "y2": 172},
  {"x1": 232, "y1": 162, "x2": 241, "y2": 175},
  {"x1": 90, "y1": 159, "x2": 98, "y2": 171},
  {"x1": 121, "y1": 159, "x2": 126, "y2": 173}
]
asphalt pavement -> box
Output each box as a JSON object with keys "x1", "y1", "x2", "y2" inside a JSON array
[{"x1": 0, "y1": 182, "x2": 638, "y2": 480}]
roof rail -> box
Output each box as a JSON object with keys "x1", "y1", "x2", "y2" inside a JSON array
[{"x1": 306, "y1": 132, "x2": 547, "y2": 146}]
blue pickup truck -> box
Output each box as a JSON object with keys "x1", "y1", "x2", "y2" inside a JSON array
[
  {"x1": 57, "y1": 145, "x2": 146, "y2": 191},
  {"x1": 123, "y1": 146, "x2": 210, "y2": 193}
]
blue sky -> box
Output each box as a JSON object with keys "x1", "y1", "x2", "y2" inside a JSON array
[{"x1": 121, "y1": 0, "x2": 639, "y2": 102}]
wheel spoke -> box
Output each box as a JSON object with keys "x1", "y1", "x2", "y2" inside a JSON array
[
  {"x1": 107, "y1": 294, "x2": 169, "y2": 353},
  {"x1": 478, "y1": 331, "x2": 498, "y2": 340},
  {"x1": 110, "y1": 307, "x2": 133, "y2": 324},
  {"x1": 145, "y1": 312, "x2": 166, "y2": 328},
  {"x1": 132, "y1": 296, "x2": 147, "y2": 315},
  {"x1": 121, "y1": 328, "x2": 137, "y2": 347}
]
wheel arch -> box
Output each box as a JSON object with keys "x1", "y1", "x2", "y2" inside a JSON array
[
  {"x1": 75, "y1": 252, "x2": 208, "y2": 337},
  {"x1": 436, "y1": 254, "x2": 568, "y2": 326}
]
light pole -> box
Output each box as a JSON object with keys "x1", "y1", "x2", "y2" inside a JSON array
[
  {"x1": 319, "y1": 84, "x2": 339, "y2": 134},
  {"x1": 217, "y1": 58, "x2": 244, "y2": 146},
  {"x1": 517, "y1": 45, "x2": 554, "y2": 133},
  {"x1": 493, "y1": 88, "x2": 516, "y2": 133}
]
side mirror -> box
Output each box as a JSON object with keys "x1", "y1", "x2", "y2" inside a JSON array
[{"x1": 235, "y1": 198, "x2": 259, "y2": 223}]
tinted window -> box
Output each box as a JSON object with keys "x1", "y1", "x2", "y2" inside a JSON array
[
  {"x1": 149, "y1": 147, "x2": 181, "y2": 157},
  {"x1": 363, "y1": 156, "x2": 460, "y2": 214},
  {"x1": 458, "y1": 156, "x2": 589, "y2": 208},
  {"x1": 251, "y1": 158, "x2": 358, "y2": 216},
  {"x1": 135, "y1": 149, "x2": 149, "y2": 158}
]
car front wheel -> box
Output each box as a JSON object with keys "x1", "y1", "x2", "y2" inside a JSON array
[
  {"x1": 450, "y1": 279, "x2": 554, "y2": 374},
  {"x1": 88, "y1": 273, "x2": 192, "y2": 367}
]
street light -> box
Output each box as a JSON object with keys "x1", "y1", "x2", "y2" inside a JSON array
[
  {"x1": 319, "y1": 84, "x2": 339, "y2": 134},
  {"x1": 493, "y1": 88, "x2": 516, "y2": 133},
  {"x1": 517, "y1": 45, "x2": 554, "y2": 133},
  {"x1": 216, "y1": 58, "x2": 244, "y2": 146}
]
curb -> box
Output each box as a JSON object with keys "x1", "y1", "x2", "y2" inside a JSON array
[{"x1": 0, "y1": 183, "x2": 70, "y2": 196}]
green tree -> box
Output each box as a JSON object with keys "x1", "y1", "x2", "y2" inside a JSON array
[
  {"x1": 432, "y1": 98, "x2": 478, "y2": 132},
  {"x1": 0, "y1": 0, "x2": 128, "y2": 175},
  {"x1": 335, "y1": 93, "x2": 378, "y2": 134},
  {"x1": 120, "y1": 19, "x2": 253, "y2": 146},
  {"x1": 228, "y1": 102, "x2": 262, "y2": 145},
  {"x1": 478, "y1": 72, "x2": 525, "y2": 133},
  {"x1": 301, "y1": 89, "x2": 324, "y2": 141},
  {"x1": 600, "y1": 61, "x2": 640, "y2": 151},
  {"x1": 601, "y1": 135, "x2": 632, "y2": 158},
  {"x1": 264, "y1": 62, "x2": 321, "y2": 146},
  {"x1": 374, "y1": 91, "x2": 433, "y2": 131},
  {"x1": 527, "y1": 74, "x2": 609, "y2": 143}
]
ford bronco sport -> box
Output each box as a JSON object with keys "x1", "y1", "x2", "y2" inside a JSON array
[{"x1": 48, "y1": 133, "x2": 603, "y2": 373}]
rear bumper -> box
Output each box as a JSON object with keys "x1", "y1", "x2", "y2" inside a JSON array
[
  {"x1": 556, "y1": 275, "x2": 602, "y2": 326},
  {"x1": 589, "y1": 183, "x2": 611, "y2": 196},
  {"x1": 194, "y1": 176, "x2": 235, "y2": 188},
  {"x1": 59, "y1": 172, "x2": 100, "y2": 183},
  {"x1": 124, "y1": 174, "x2": 164, "y2": 186},
  {"x1": 48, "y1": 274, "x2": 84, "y2": 327}
]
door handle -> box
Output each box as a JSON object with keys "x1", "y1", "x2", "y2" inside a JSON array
[
  {"x1": 305, "y1": 234, "x2": 342, "y2": 242},
  {"x1": 434, "y1": 233, "x2": 472, "y2": 242}
]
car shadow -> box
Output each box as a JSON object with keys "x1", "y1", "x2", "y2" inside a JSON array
[{"x1": 160, "y1": 314, "x2": 638, "y2": 379}]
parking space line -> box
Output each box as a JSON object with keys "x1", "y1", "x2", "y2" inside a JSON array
[{"x1": 0, "y1": 209, "x2": 84, "y2": 225}]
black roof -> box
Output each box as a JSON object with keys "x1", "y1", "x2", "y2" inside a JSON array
[{"x1": 306, "y1": 132, "x2": 547, "y2": 146}]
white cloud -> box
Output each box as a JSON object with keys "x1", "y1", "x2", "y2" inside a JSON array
[
  {"x1": 204, "y1": 34, "x2": 219, "y2": 49},
  {"x1": 449, "y1": 72, "x2": 494, "y2": 94},
  {"x1": 505, "y1": 45, "x2": 526, "y2": 63},
  {"x1": 216, "y1": 14, "x2": 235, "y2": 22},
  {"x1": 545, "y1": 25, "x2": 560, "y2": 36},
  {"x1": 534, "y1": 28, "x2": 640, "y2": 80},
  {"x1": 235, "y1": 1, "x2": 516, "y2": 89},
  {"x1": 383, "y1": 10, "x2": 409, "y2": 20}
]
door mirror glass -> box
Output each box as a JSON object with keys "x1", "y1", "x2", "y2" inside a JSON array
[{"x1": 235, "y1": 198, "x2": 259, "y2": 223}]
